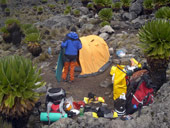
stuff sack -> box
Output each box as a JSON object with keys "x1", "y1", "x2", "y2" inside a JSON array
[
  {"x1": 126, "y1": 71, "x2": 154, "y2": 116},
  {"x1": 45, "y1": 88, "x2": 66, "y2": 116},
  {"x1": 113, "y1": 65, "x2": 127, "y2": 100}
]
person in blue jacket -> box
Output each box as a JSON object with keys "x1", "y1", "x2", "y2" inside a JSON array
[{"x1": 61, "y1": 27, "x2": 82, "y2": 82}]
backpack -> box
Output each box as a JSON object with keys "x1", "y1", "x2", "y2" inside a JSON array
[
  {"x1": 45, "y1": 87, "x2": 66, "y2": 117},
  {"x1": 125, "y1": 70, "x2": 154, "y2": 116}
]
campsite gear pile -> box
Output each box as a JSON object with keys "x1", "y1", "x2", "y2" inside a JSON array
[{"x1": 111, "y1": 58, "x2": 155, "y2": 118}]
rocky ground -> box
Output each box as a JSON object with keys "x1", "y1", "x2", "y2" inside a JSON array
[{"x1": 0, "y1": 0, "x2": 170, "y2": 128}]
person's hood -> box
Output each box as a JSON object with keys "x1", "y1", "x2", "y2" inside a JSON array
[{"x1": 67, "y1": 32, "x2": 79, "y2": 39}]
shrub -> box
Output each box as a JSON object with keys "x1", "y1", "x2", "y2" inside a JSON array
[
  {"x1": 112, "y1": 2, "x2": 122, "y2": 9},
  {"x1": 5, "y1": 18, "x2": 20, "y2": 26},
  {"x1": 48, "y1": 4, "x2": 55, "y2": 9},
  {"x1": 155, "y1": 6, "x2": 170, "y2": 19},
  {"x1": 37, "y1": 7, "x2": 43, "y2": 12},
  {"x1": 87, "y1": 2, "x2": 94, "y2": 9},
  {"x1": 0, "y1": 26, "x2": 8, "y2": 33},
  {"x1": 93, "y1": 0, "x2": 112, "y2": 7},
  {"x1": 121, "y1": 0, "x2": 131, "y2": 7},
  {"x1": 4, "y1": 7, "x2": 10, "y2": 12},
  {"x1": 73, "y1": 9, "x2": 80, "y2": 16},
  {"x1": 98, "y1": 8, "x2": 113, "y2": 21},
  {"x1": 100, "y1": 20, "x2": 110, "y2": 27},
  {"x1": 64, "y1": 6, "x2": 72, "y2": 15},
  {"x1": 25, "y1": 33, "x2": 41, "y2": 43},
  {"x1": 0, "y1": 55, "x2": 45, "y2": 118},
  {"x1": 143, "y1": 0, "x2": 154, "y2": 9},
  {"x1": 0, "y1": 0, "x2": 7, "y2": 4},
  {"x1": 138, "y1": 19, "x2": 170, "y2": 59}
]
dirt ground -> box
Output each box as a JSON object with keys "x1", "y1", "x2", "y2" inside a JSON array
[{"x1": 41, "y1": 54, "x2": 115, "y2": 109}]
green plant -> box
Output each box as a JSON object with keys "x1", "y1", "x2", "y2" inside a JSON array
[
  {"x1": 143, "y1": 0, "x2": 154, "y2": 9},
  {"x1": 98, "y1": 8, "x2": 113, "y2": 21},
  {"x1": 138, "y1": 19, "x2": 170, "y2": 90},
  {"x1": 41, "y1": 0, "x2": 47, "y2": 3},
  {"x1": 87, "y1": 2, "x2": 94, "y2": 9},
  {"x1": 4, "y1": 7, "x2": 10, "y2": 12},
  {"x1": 37, "y1": 7, "x2": 43, "y2": 12},
  {"x1": 93, "y1": 0, "x2": 112, "y2": 7},
  {"x1": 25, "y1": 33, "x2": 41, "y2": 43},
  {"x1": 121, "y1": 0, "x2": 131, "y2": 7},
  {"x1": 155, "y1": 7, "x2": 170, "y2": 19},
  {"x1": 73, "y1": 9, "x2": 80, "y2": 16},
  {"x1": 112, "y1": 2, "x2": 122, "y2": 10},
  {"x1": 139, "y1": 19, "x2": 170, "y2": 59},
  {"x1": 5, "y1": 18, "x2": 20, "y2": 27},
  {"x1": 0, "y1": 26, "x2": 8, "y2": 33},
  {"x1": 64, "y1": 6, "x2": 72, "y2": 15},
  {"x1": 100, "y1": 20, "x2": 110, "y2": 27},
  {"x1": 0, "y1": 0, "x2": 7, "y2": 4},
  {"x1": 48, "y1": 4, "x2": 55, "y2": 9},
  {"x1": 0, "y1": 55, "x2": 45, "y2": 118}
]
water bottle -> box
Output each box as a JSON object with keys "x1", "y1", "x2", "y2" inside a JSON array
[
  {"x1": 79, "y1": 105, "x2": 84, "y2": 116},
  {"x1": 48, "y1": 47, "x2": 52, "y2": 55}
]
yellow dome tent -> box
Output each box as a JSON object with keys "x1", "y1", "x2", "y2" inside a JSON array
[{"x1": 78, "y1": 35, "x2": 110, "y2": 77}]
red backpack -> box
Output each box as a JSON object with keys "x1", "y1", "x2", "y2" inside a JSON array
[{"x1": 125, "y1": 70, "x2": 155, "y2": 116}]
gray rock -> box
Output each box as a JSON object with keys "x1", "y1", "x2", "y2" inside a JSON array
[
  {"x1": 100, "y1": 80, "x2": 112, "y2": 88},
  {"x1": 82, "y1": 23, "x2": 94, "y2": 31},
  {"x1": 33, "y1": 85, "x2": 47, "y2": 93},
  {"x1": 77, "y1": 7, "x2": 89, "y2": 15},
  {"x1": 132, "y1": 17, "x2": 146, "y2": 29},
  {"x1": 122, "y1": 12, "x2": 138, "y2": 21},
  {"x1": 99, "y1": 25, "x2": 115, "y2": 34},
  {"x1": 35, "y1": 15, "x2": 76, "y2": 29},
  {"x1": 129, "y1": 0, "x2": 143, "y2": 16},
  {"x1": 99, "y1": 33, "x2": 109, "y2": 41},
  {"x1": 109, "y1": 47, "x2": 114, "y2": 55}
]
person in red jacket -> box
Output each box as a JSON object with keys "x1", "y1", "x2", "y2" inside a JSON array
[{"x1": 61, "y1": 27, "x2": 82, "y2": 82}]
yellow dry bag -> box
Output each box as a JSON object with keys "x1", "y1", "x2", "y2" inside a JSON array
[{"x1": 113, "y1": 65, "x2": 127, "y2": 100}]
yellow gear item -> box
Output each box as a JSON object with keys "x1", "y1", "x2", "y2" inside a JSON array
[
  {"x1": 113, "y1": 65, "x2": 127, "y2": 100},
  {"x1": 113, "y1": 112, "x2": 118, "y2": 118},
  {"x1": 110, "y1": 65, "x2": 125, "y2": 76},
  {"x1": 92, "y1": 112, "x2": 98, "y2": 118},
  {"x1": 130, "y1": 58, "x2": 142, "y2": 68}
]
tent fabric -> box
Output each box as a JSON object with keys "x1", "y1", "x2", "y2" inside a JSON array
[{"x1": 79, "y1": 35, "x2": 110, "y2": 76}]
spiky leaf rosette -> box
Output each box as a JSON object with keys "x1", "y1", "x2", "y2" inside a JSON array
[
  {"x1": 155, "y1": 6, "x2": 170, "y2": 19},
  {"x1": 98, "y1": 8, "x2": 113, "y2": 21},
  {"x1": 0, "y1": 55, "x2": 45, "y2": 118},
  {"x1": 138, "y1": 19, "x2": 170, "y2": 60}
]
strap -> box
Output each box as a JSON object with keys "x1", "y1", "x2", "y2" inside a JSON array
[
  {"x1": 59, "y1": 99, "x2": 66, "y2": 116},
  {"x1": 132, "y1": 95, "x2": 143, "y2": 104}
]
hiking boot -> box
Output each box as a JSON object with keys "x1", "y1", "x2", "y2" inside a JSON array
[
  {"x1": 68, "y1": 80, "x2": 73, "y2": 83},
  {"x1": 63, "y1": 79, "x2": 67, "y2": 82}
]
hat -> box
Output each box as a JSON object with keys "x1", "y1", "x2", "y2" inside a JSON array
[{"x1": 71, "y1": 27, "x2": 76, "y2": 32}]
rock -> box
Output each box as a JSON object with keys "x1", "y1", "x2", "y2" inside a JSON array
[
  {"x1": 100, "y1": 80, "x2": 112, "y2": 88},
  {"x1": 77, "y1": 7, "x2": 89, "y2": 15},
  {"x1": 99, "y1": 33, "x2": 109, "y2": 41},
  {"x1": 129, "y1": 0, "x2": 143, "y2": 16},
  {"x1": 35, "y1": 15, "x2": 77, "y2": 29},
  {"x1": 122, "y1": 12, "x2": 138, "y2": 21},
  {"x1": 48, "y1": 118, "x2": 74, "y2": 128},
  {"x1": 34, "y1": 85, "x2": 47, "y2": 93},
  {"x1": 112, "y1": 59, "x2": 121, "y2": 64},
  {"x1": 99, "y1": 25, "x2": 115, "y2": 34},
  {"x1": 109, "y1": 47, "x2": 114, "y2": 55},
  {"x1": 132, "y1": 17, "x2": 146, "y2": 29},
  {"x1": 120, "y1": 57, "x2": 131, "y2": 65},
  {"x1": 81, "y1": 23, "x2": 94, "y2": 31}
]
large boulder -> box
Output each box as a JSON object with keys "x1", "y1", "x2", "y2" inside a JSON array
[{"x1": 34, "y1": 15, "x2": 77, "y2": 29}]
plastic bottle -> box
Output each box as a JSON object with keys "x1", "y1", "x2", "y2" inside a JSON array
[
  {"x1": 48, "y1": 47, "x2": 52, "y2": 55},
  {"x1": 79, "y1": 105, "x2": 84, "y2": 116}
]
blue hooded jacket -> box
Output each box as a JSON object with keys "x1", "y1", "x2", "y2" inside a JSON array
[{"x1": 61, "y1": 32, "x2": 82, "y2": 56}]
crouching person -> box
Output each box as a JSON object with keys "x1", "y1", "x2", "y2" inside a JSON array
[{"x1": 61, "y1": 27, "x2": 82, "y2": 82}]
